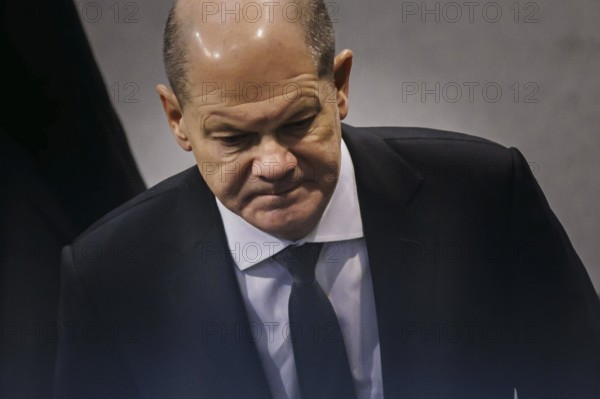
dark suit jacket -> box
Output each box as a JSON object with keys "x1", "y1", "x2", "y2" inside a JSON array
[{"x1": 54, "y1": 124, "x2": 600, "y2": 399}]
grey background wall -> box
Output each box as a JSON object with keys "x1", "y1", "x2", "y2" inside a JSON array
[{"x1": 76, "y1": 0, "x2": 600, "y2": 292}]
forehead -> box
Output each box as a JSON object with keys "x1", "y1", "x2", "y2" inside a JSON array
[
  {"x1": 181, "y1": 2, "x2": 317, "y2": 95},
  {"x1": 180, "y1": 2, "x2": 323, "y2": 124}
]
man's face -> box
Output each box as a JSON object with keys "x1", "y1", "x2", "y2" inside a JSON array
[{"x1": 159, "y1": 10, "x2": 351, "y2": 241}]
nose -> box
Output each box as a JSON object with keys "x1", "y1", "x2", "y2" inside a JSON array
[{"x1": 252, "y1": 135, "x2": 298, "y2": 182}]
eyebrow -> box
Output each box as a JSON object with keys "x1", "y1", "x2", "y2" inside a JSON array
[{"x1": 204, "y1": 103, "x2": 322, "y2": 134}]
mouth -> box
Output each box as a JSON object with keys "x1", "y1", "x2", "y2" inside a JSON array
[
  {"x1": 262, "y1": 183, "x2": 301, "y2": 196},
  {"x1": 249, "y1": 182, "x2": 303, "y2": 201}
]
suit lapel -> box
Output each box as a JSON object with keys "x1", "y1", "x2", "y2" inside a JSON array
[
  {"x1": 150, "y1": 167, "x2": 273, "y2": 398},
  {"x1": 343, "y1": 124, "x2": 440, "y2": 397},
  {"x1": 342, "y1": 124, "x2": 423, "y2": 207}
]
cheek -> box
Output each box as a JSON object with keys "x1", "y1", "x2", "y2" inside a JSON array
[
  {"x1": 203, "y1": 174, "x2": 245, "y2": 215},
  {"x1": 204, "y1": 162, "x2": 253, "y2": 206},
  {"x1": 305, "y1": 134, "x2": 341, "y2": 180},
  {"x1": 193, "y1": 143, "x2": 249, "y2": 190}
]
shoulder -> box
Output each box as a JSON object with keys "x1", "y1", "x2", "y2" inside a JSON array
[
  {"x1": 62, "y1": 166, "x2": 212, "y2": 297},
  {"x1": 349, "y1": 125, "x2": 506, "y2": 149},
  {"x1": 73, "y1": 166, "x2": 196, "y2": 244},
  {"x1": 344, "y1": 124, "x2": 515, "y2": 172}
]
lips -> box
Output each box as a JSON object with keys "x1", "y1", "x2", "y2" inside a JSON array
[
  {"x1": 250, "y1": 182, "x2": 302, "y2": 199},
  {"x1": 261, "y1": 182, "x2": 301, "y2": 196}
]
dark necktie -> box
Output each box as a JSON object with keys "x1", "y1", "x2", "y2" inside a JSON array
[{"x1": 273, "y1": 243, "x2": 357, "y2": 399}]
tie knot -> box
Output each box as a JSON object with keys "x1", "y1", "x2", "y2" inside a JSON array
[{"x1": 273, "y1": 242, "x2": 324, "y2": 285}]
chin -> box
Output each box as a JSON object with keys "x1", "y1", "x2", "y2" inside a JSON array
[
  {"x1": 246, "y1": 204, "x2": 319, "y2": 240},
  {"x1": 254, "y1": 211, "x2": 309, "y2": 237},
  {"x1": 238, "y1": 187, "x2": 327, "y2": 239}
]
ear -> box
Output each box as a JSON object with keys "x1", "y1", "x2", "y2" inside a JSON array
[
  {"x1": 156, "y1": 84, "x2": 192, "y2": 152},
  {"x1": 333, "y1": 49, "x2": 353, "y2": 120}
]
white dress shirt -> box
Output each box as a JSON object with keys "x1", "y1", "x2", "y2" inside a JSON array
[{"x1": 215, "y1": 139, "x2": 384, "y2": 399}]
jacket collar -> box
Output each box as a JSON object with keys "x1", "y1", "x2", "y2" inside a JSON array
[
  {"x1": 342, "y1": 123, "x2": 430, "y2": 397},
  {"x1": 341, "y1": 123, "x2": 423, "y2": 207}
]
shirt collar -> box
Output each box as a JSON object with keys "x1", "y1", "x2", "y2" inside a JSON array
[{"x1": 215, "y1": 138, "x2": 364, "y2": 270}]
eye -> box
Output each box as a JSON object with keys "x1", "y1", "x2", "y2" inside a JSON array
[
  {"x1": 215, "y1": 134, "x2": 251, "y2": 146},
  {"x1": 284, "y1": 116, "x2": 316, "y2": 131}
]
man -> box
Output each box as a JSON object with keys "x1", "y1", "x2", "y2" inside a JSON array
[{"x1": 54, "y1": 0, "x2": 600, "y2": 398}]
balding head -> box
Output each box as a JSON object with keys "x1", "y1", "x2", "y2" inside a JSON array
[
  {"x1": 155, "y1": 0, "x2": 353, "y2": 241},
  {"x1": 163, "y1": 0, "x2": 335, "y2": 107}
]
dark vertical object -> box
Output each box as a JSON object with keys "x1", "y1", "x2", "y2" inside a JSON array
[{"x1": 0, "y1": 0, "x2": 146, "y2": 397}]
